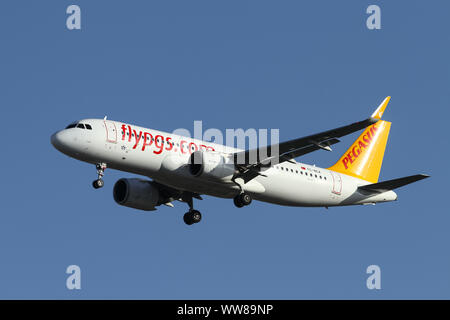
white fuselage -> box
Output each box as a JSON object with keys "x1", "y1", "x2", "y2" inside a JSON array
[{"x1": 51, "y1": 119, "x2": 397, "y2": 207}]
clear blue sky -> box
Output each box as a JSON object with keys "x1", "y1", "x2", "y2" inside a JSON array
[{"x1": 0, "y1": 0, "x2": 448, "y2": 299}]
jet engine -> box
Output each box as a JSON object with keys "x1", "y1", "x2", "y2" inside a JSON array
[
  {"x1": 113, "y1": 178, "x2": 161, "y2": 211},
  {"x1": 189, "y1": 151, "x2": 236, "y2": 180}
]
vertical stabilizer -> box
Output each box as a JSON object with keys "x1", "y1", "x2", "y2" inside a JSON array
[{"x1": 328, "y1": 97, "x2": 392, "y2": 183}]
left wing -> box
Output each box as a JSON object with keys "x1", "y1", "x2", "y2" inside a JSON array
[
  {"x1": 358, "y1": 174, "x2": 430, "y2": 193},
  {"x1": 232, "y1": 97, "x2": 391, "y2": 183}
]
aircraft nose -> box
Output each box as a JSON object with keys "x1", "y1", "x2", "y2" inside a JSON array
[
  {"x1": 51, "y1": 131, "x2": 61, "y2": 149},
  {"x1": 51, "y1": 130, "x2": 70, "y2": 151}
]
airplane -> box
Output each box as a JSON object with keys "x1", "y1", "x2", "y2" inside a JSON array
[{"x1": 51, "y1": 97, "x2": 429, "y2": 225}]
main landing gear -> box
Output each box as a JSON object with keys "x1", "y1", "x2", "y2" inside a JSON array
[
  {"x1": 92, "y1": 163, "x2": 107, "y2": 189},
  {"x1": 230, "y1": 177, "x2": 252, "y2": 208},
  {"x1": 233, "y1": 192, "x2": 252, "y2": 208},
  {"x1": 183, "y1": 210, "x2": 202, "y2": 225},
  {"x1": 182, "y1": 194, "x2": 202, "y2": 225}
]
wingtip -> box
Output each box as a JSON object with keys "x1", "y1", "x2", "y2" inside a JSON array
[
  {"x1": 371, "y1": 96, "x2": 391, "y2": 120},
  {"x1": 412, "y1": 174, "x2": 430, "y2": 182}
]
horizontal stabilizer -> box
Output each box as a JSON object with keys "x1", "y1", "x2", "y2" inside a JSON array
[{"x1": 358, "y1": 174, "x2": 430, "y2": 193}]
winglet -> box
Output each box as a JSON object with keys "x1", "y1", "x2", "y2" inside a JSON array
[{"x1": 371, "y1": 96, "x2": 391, "y2": 120}]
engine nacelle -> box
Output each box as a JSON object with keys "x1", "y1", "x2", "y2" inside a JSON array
[
  {"x1": 189, "y1": 151, "x2": 236, "y2": 180},
  {"x1": 113, "y1": 178, "x2": 160, "y2": 211}
]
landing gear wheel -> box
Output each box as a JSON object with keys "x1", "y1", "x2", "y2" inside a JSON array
[
  {"x1": 233, "y1": 196, "x2": 244, "y2": 208},
  {"x1": 93, "y1": 163, "x2": 107, "y2": 189},
  {"x1": 234, "y1": 192, "x2": 252, "y2": 207},
  {"x1": 183, "y1": 210, "x2": 202, "y2": 225},
  {"x1": 181, "y1": 193, "x2": 203, "y2": 225},
  {"x1": 239, "y1": 193, "x2": 252, "y2": 206},
  {"x1": 92, "y1": 179, "x2": 104, "y2": 189},
  {"x1": 183, "y1": 212, "x2": 194, "y2": 225},
  {"x1": 191, "y1": 210, "x2": 202, "y2": 223}
]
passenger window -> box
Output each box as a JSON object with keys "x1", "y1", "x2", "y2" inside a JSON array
[
  {"x1": 85, "y1": 124, "x2": 92, "y2": 130},
  {"x1": 77, "y1": 123, "x2": 85, "y2": 129}
]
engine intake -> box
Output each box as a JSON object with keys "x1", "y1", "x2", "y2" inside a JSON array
[
  {"x1": 188, "y1": 151, "x2": 235, "y2": 180},
  {"x1": 113, "y1": 178, "x2": 161, "y2": 211}
]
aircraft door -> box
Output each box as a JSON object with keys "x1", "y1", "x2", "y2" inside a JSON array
[
  {"x1": 330, "y1": 171, "x2": 342, "y2": 195},
  {"x1": 104, "y1": 120, "x2": 117, "y2": 143}
]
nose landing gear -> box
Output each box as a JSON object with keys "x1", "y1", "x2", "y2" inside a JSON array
[
  {"x1": 92, "y1": 179, "x2": 104, "y2": 189},
  {"x1": 92, "y1": 163, "x2": 107, "y2": 189}
]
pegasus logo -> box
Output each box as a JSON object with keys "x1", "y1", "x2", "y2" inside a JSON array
[{"x1": 342, "y1": 123, "x2": 378, "y2": 169}]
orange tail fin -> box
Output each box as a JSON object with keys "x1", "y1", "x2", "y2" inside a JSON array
[
  {"x1": 328, "y1": 121, "x2": 391, "y2": 183},
  {"x1": 328, "y1": 97, "x2": 392, "y2": 183}
]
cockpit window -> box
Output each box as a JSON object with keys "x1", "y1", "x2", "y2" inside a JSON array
[
  {"x1": 65, "y1": 122, "x2": 93, "y2": 130},
  {"x1": 66, "y1": 123, "x2": 77, "y2": 129}
]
